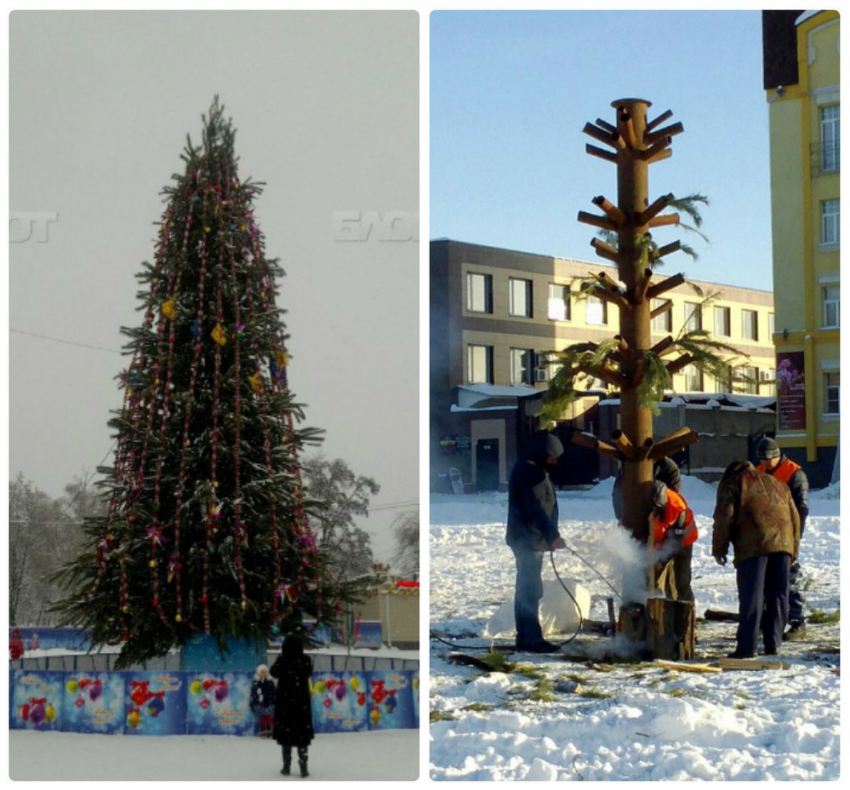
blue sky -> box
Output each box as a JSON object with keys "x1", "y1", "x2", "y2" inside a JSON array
[{"x1": 431, "y1": 10, "x2": 774, "y2": 292}]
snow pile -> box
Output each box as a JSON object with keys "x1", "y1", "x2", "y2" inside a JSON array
[
  {"x1": 811, "y1": 480, "x2": 840, "y2": 500},
  {"x1": 430, "y1": 479, "x2": 840, "y2": 781}
]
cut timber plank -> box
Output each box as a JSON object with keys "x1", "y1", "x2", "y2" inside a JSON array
[
  {"x1": 704, "y1": 609, "x2": 739, "y2": 622},
  {"x1": 715, "y1": 657, "x2": 790, "y2": 671},
  {"x1": 655, "y1": 659, "x2": 722, "y2": 674}
]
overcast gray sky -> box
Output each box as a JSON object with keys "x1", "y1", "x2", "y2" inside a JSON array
[{"x1": 9, "y1": 11, "x2": 419, "y2": 565}]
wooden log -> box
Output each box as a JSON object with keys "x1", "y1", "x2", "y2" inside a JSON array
[
  {"x1": 570, "y1": 431, "x2": 624, "y2": 462},
  {"x1": 648, "y1": 430, "x2": 700, "y2": 461},
  {"x1": 646, "y1": 272, "x2": 686, "y2": 301},
  {"x1": 645, "y1": 122, "x2": 685, "y2": 146},
  {"x1": 611, "y1": 429, "x2": 637, "y2": 462},
  {"x1": 619, "y1": 113, "x2": 637, "y2": 148},
  {"x1": 654, "y1": 240, "x2": 681, "y2": 260},
  {"x1": 591, "y1": 195, "x2": 627, "y2": 225},
  {"x1": 618, "y1": 603, "x2": 648, "y2": 646},
  {"x1": 632, "y1": 268, "x2": 653, "y2": 305},
  {"x1": 655, "y1": 659, "x2": 722, "y2": 674},
  {"x1": 645, "y1": 148, "x2": 673, "y2": 165},
  {"x1": 650, "y1": 335, "x2": 676, "y2": 358},
  {"x1": 665, "y1": 353, "x2": 694, "y2": 377},
  {"x1": 595, "y1": 118, "x2": 617, "y2": 134},
  {"x1": 593, "y1": 287, "x2": 632, "y2": 313},
  {"x1": 716, "y1": 658, "x2": 790, "y2": 671},
  {"x1": 646, "y1": 597, "x2": 695, "y2": 660},
  {"x1": 640, "y1": 137, "x2": 672, "y2": 162},
  {"x1": 635, "y1": 437, "x2": 655, "y2": 461},
  {"x1": 650, "y1": 300, "x2": 673, "y2": 321}
]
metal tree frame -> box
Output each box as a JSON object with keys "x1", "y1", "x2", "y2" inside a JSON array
[{"x1": 573, "y1": 100, "x2": 699, "y2": 657}]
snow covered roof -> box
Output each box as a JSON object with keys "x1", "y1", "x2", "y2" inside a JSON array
[
  {"x1": 451, "y1": 404, "x2": 517, "y2": 413},
  {"x1": 458, "y1": 383, "x2": 540, "y2": 399}
]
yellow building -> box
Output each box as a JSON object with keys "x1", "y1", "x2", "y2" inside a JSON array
[{"x1": 763, "y1": 10, "x2": 839, "y2": 486}]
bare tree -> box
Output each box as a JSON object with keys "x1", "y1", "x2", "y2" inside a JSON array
[{"x1": 391, "y1": 509, "x2": 419, "y2": 580}]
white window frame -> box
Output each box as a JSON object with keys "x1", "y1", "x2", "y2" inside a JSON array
[
  {"x1": 768, "y1": 312, "x2": 775, "y2": 337},
  {"x1": 510, "y1": 348, "x2": 534, "y2": 386},
  {"x1": 684, "y1": 365, "x2": 704, "y2": 392},
  {"x1": 684, "y1": 302, "x2": 702, "y2": 332},
  {"x1": 714, "y1": 305, "x2": 731, "y2": 338},
  {"x1": 509, "y1": 278, "x2": 532, "y2": 318},
  {"x1": 739, "y1": 365, "x2": 759, "y2": 395},
  {"x1": 821, "y1": 105, "x2": 840, "y2": 172},
  {"x1": 741, "y1": 309, "x2": 758, "y2": 341},
  {"x1": 651, "y1": 298, "x2": 672, "y2": 332},
  {"x1": 823, "y1": 285, "x2": 840, "y2": 328},
  {"x1": 586, "y1": 294, "x2": 607, "y2": 326},
  {"x1": 822, "y1": 199, "x2": 840, "y2": 245},
  {"x1": 466, "y1": 272, "x2": 492, "y2": 314},
  {"x1": 824, "y1": 371, "x2": 840, "y2": 415},
  {"x1": 468, "y1": 344, "x2": 493, "y2": 384},
  {"x1": 548, "y1": 283, "x2": 570, "y2": 322}
]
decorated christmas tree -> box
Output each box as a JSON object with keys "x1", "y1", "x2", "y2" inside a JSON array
[{"x1": 53, "y1": 98, "x2": 348, "y2": 668}]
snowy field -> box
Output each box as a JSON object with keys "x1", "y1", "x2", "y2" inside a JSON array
[
  {"x1": 430, "y1": 477, "x2": 841, "y2": 781},
  {"x1": 9, "y1": 728, "x2": 419, "y2": 781}
]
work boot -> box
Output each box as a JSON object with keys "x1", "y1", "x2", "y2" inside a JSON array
[
  {"x1": 281, "y1": 746, "x2": 291, "y2": 776},
  {"x1": 299, "y1": 758, "x2": 309, "y2": 778},
  {"x1": 783, "y1": 622, "x2": 807, "y2": 641},
  {"x1": 726, "y1": 650, "x2": 755, "y2": 659}
]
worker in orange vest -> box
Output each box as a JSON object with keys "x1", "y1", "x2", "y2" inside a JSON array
[
  {"x1": 650, "y1": 481, "x2": 697, "y2": 602},
  {"x1": 756, "y1": 437, "x2": 809, "y2": 639}
]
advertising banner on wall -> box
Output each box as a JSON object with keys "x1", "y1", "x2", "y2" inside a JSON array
[
  {"x1": 776, "y1": 351, "x2": 806, "y2": 430},
  {"x1": 63, "y1": 672, "x2": 125, "y2": 734},
  {"x1": 311, "y1": 671, "x2": 369, "y2": 733},
  {"x1": 124, "y1": 671, "x2": 188, "y2": 736},
  {"x1": 9, "y1": 627, "x2": 91, "y2": 654},
  {"x1": 185, "y1": 671, "x2": 254, "y2": 736},
  {"x1": 9, "y1": 670, "x2": 64, "y2": 731},
  {"x1": 366, "y1": 670, "x2": 416, "y2": 730}
]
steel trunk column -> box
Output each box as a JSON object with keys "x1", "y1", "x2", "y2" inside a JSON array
[{"x1": 613, "y1": 98, "x2": 654, "y2": 548}]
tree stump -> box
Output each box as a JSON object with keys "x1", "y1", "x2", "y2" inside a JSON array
[{"x1": 646, "y1": 597, "x2": 695, "y2": 660}]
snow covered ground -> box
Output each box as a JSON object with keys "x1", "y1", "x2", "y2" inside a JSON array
[
  {"x1": 9, "y1": 728, "x2": 419, "y2": 780},
  {"x1": 430, "y1": 477, "x2": 841, "y2": 781}
]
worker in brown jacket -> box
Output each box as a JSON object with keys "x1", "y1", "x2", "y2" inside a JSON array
[{"x1": 711, "y1": 461, "x2": 801, "y2": 658}]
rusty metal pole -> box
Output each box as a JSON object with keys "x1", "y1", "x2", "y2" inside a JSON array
[{"x1": 611, "y1": 98, "x2": 655, "y2": 553}]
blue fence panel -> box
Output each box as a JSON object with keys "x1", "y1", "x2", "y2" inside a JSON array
[
  {"x1": 185, "y1": 671, "x2": 254, "y2": 736},
  {"x1": 311, "y1": 671, "x2": 369, "y2": 733},
  {"x1": 63, "y1": 671, "x2": 125, "y2": 734},
  {"x1": 366, "y1": 669, "x2": 416, "y2": 730},
  {"x1": 124, "y1": 671, "x2": 188, "y2": 735},
  {"x1": 9, "y1": 670, "x2": 64, "y2": 731}
]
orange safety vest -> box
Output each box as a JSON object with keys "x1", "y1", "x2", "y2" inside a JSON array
[
  {"x1": 757, "y1": 457, "x2": 801, "y2": 486},
  {"x1": 651, "y1": 489, "x2": 697, "y2": 549}
]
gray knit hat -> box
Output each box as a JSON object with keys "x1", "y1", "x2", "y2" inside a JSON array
[{"x1": 756, "y1": 437, "x2": 780, "y2": 460}]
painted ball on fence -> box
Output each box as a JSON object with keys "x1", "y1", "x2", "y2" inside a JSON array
[
  {"x1": 66, "y1": 679, "x2": 79, "y2": 694},
  {"x1": 199, "y1": 696, "x2": 211, "y2": 710},
  {"x1": 384, "y1": 695, "x2": 397, "y2": 713},
  {"x1": 29, "y1": 703, "x2": 45, "y2": 726},
  {"x1": 127, "y1": 710, "x2": 142, "y2": 728},
  {"x1": 334, "y1": 684, "x2": 347, "y2": 702},
  {"x1": 370, "y1": 707, "x2": 381, "y2": 725},
  {"x1": 148, "y1": 696, "x2": 165, "y2": 717},
  {"x1": 88, "y1": 684, "x2": 102, "y2": 702},
  {"x1": 349, "y1": 676, "x2": 360, "y2": 692},
  {"x1": 75, "y1": 697, "x2": 85, "y2": 708},
  {"x1": 19, "y1": 704, "x2": 30, "y2": 721},
  {"x1": 214, "y1": 684, "x2": 228, "y2": 703},
  {"x1": 323, "y1": 697, "x2": 332, "y2": 709},
  {"x1": 314, "y1": 681, "x2": 325, "y2": 695},
  {"x1": 45, "y1": 704, "x2": 56, "y2": 724},
  {"x1": 190, "y1": 680, "x2": 203, "y2": 695},
  {"x1": 357, "y1": 692, "x2": 366, "y2": 706}
]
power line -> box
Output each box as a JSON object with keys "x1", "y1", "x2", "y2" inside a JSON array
[
  {"x1": 368, "y1": 501, "x2": 419, "y2": 513},
  {"x1": 10, "y1": 328, "x2": 123, "y2": 355}
]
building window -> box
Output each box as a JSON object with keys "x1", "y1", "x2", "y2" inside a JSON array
[
  {"x1": 468, "y1": 344, "x2": 493, "y2": 384},
  {"x1": 821, "y1": 105, "x2": 840, "y2": 172},
  {"x1": 685, "y1": 365, "x2": 704, "y2": 392},
  {"x1": 823, "y1": 285, "x2": 840, "y2": 328},
  {"x1": 651, "y1": 299, "x2": 672, "y2": 332},
  {"x1": 548, "y1": 283, "x2": 571, "y2": 321},
  {"x1": 586, "y1": 295, "x2": 607, "y2": 325},
  {"x1": 739, "y1": 365, "x2": 759, "y2": 395},
  {"x1": 822, "y1": 199, "x2": 840, "y2": 245},
  {"x1": 509, "y1": 278, "x2": 532, "y2": 317},
  {"x1": 760, "y1": 368, "x2": 776, "y2": 397},
  {"x1": 684, "y1": 302, "x2": 702, "y2": 332},
  {"x1": 768, "y1": 312, "x2": 775, "y2": 337},
  {"x1": 742, "y1": 309, "x2": 758, "y2": 341},
  {"x1": 714, "y1": 306, "x2": 731, "y2": 337},
  {"x1": 466, "y1": 272, "x2": 493, "y2": 314},
  {"x1": 825, "y1": 371, "x2": 840, "y2": 414},
  {"x1": 510, "y1": 348, "x2": 534, "y2": 386}
]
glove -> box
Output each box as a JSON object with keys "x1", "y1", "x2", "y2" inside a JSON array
[
  {"x1": 714, "y1": 554, "x2": 727, "y2": 566},
  {"x1": 550, "y1": 537, "x2": 566, "y2": 550}
]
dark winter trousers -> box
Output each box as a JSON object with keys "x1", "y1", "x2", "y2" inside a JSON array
[
  {"x1": 282, "y1": 745, "x2": 308, "y2": 774},
  {"x1": 736, "y1": 552, "x2": 790, "y2": 656},
  {"x1": 788, "y1": 559, "x2": 806, "y2": 625},
  {"x1": 511, "y1": 545, "x2": 545, "y2": 648},
  {"x1": 672, "y1": 544, "x2": 694, "y2": 603}
]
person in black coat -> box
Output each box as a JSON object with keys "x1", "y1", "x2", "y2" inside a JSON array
[
  {"x1": 270, "y1": 635, "x2": 314, "y2": 777},
  {"x1": 506, "y1": 432, "x2": 565, "y2": 653},
  {"x1": 250, "y1": 664, "x2": 277, "y2": 736}
]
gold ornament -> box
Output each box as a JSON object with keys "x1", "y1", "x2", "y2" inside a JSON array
[
  {"x1": 161, "y1": 300, "x2": 176, "y2": 320},
  {"x1": 249, "y1": 372, "x2": 263, "y2": 394},
  {"x1": 211, "y1": 323, "x2": 227, "y2": 346}
]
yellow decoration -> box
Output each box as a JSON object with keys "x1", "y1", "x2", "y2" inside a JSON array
[
  {"x1": 161, "y1": 299, "x2": 176, "y2": 320},
  {"x1": 66, "y1": 679, "x2": 79, "y2": 694},
  {"x1": 204, "y1": 226, "x2": 211, "y2": 233},
  {"x1": 241, "y1": 600, "x2": 248, "y2": 610},
  {"x1": 122, "y1": 605, "x2": 130, "y2": 613},
  {"x1": 314, "y1": 680, "x2": 325, "y2": 695},
  {"x1": 190, "y1": 680, "x2": 203, "y2": 695},
  {"x1": 275, "y1": 351, "x2": 289, "y2": 368},
  {"x1": 149, "y1": 560, "x2": 156, "y2": 568},
  {"x1": 211, "y1": 323, "x2": 227, "y2": 347},
  {"x1": 249, "y1": 372, "x2": 263, "y2": 394},
  {"x1": 349, "y1": 676, "x2": 360, "y2": 692},
  {"x1": 175, "y1": 614, "x2": 182, "y2": 623},
  {"x1": 45, "y1": 704, "x2": 56, "y2": 724}
]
